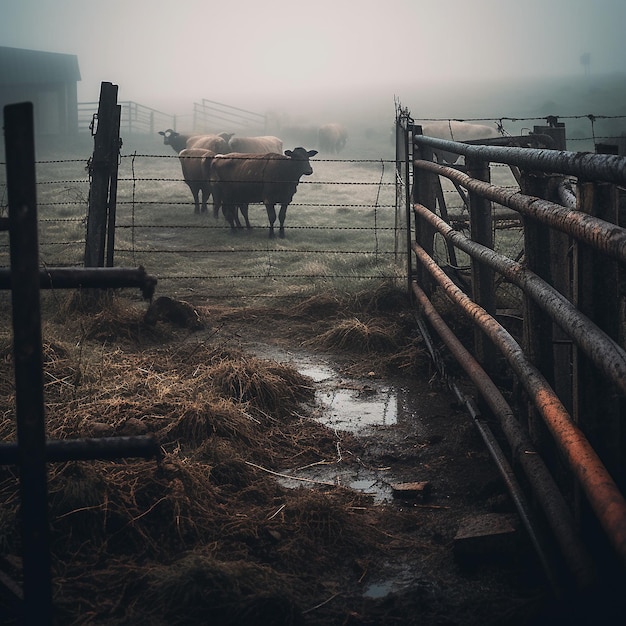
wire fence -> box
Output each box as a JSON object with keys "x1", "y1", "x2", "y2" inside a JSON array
[
  {"x1": 1, "y1": 110, "x2": 624, "y2": 303},
  {"x1": 0, "y1": 146, "x2": 408, "y2": 304}
]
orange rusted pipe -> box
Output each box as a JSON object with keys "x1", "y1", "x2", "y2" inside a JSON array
[
  {"x1": 412, "y1": 281, "x2": 596, "y2": 588},
  {"x1": 413, "y1": 158, "x2": 626, "y2": 264},
  {"x1": 411, "y1": 241, "x2": 626, "y2": 567}
]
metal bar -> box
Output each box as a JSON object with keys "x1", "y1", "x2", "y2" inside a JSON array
[
  {"x1": 412, "y1": 281, "x2": 596, "y2": 589},
  {"x1": 414, "y1": 135, "x2": 626, "y2": 185},
  {"x1": 0, "y1": 267, "x2": 157, "y2": 299},
  {"x1": 0, "y1": 436, "x2": 161, "y2": 465},
  {"x1": 411, "y1": 240, "x2": 626, "y2": 567},
  {"x1": 414, "y1": 159, "x2": 626, "y2": 264},
  {"x1": 412, "y1": 202, "x2": 626, "y2": 396},
  {"x1": 4, "y1": 101, "x2": 53, "y2": 625}
]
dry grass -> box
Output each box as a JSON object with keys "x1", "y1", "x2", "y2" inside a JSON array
[{"x1": 0, "y1": 288, "x2": 433, "y2": 625}]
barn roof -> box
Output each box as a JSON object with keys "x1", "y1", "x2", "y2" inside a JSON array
[{"x1": 0, "y1": 46, "x2": 81, "y2": 86}]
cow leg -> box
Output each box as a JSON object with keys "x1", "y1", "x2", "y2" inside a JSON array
[
  {"x1": 239, "y1": 204, "x2": 251, "y2": 229},
  {"x1": 278, "y1": 203, "x2": 289, "y2": 238},
  {"x1": 200, "y1": 184, "x2": 211, "y2": 214},
  {"x1": 222, "y1": 204, "x2": 239, "y2": 233},
  {"x1": 188, "y1": 184, "x2": 201, "y2": 214},
  {"x1": 193, "y1": 188, "x2": 201, "y2": 214},
  {"x1": 265, "y1": 203, "x2": 277, "y2": 238},
  {"x1": 212, "y1": 187, "x2": 222, "y2": 219}
]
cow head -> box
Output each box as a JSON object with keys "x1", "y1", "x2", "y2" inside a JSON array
[
  {"x1": 284, "y1": 147, "x2": 318, "y2": 175},
  {"x1": 158, "y1": 129, "x2": 180, "y2": 146}
]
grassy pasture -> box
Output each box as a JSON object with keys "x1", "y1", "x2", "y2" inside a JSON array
[{"x1": 0, "y1": 129, "x2": 527, "y2": 309}]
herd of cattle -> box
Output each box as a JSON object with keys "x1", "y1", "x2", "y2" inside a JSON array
[
  {"x1": 160, "y1": 120, "x2": 500, "y2": 237},
  {"x1": 159, "y1": 123, "x2": 348, "y2": 238}
]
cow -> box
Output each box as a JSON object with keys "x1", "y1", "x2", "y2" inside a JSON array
[
  {"x1": 209, "y1": 147, "x2": 318, "y2": 238},
  {"x1": 178, "y1": 148, "x2": 215, "y2": 214},
  {"x1": 417, "y1": 121, "x2": 500, "y2": 164},
  {"x1": 227, "y1": 135, "x2": 283, "y2": 154},
  {"x1": 317, "y1": 123, "x2": 348, "y2": 154},
  {"x1": 158, "y1": 128, "x2": 230, "y2": 154}
]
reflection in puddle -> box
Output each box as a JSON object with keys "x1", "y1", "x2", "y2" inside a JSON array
[
  {"x1": 298, "y1": 364, "x2": 335, "y2": 383},
  {"x1": 317, "y1": 387, "x2": 397, "y2": 431},
  {"x1": 262, "y1": 350, "x2": 430, "y2": 504}
]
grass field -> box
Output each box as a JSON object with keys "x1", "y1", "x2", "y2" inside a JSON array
[{"x1": 0, "y1": 123, "x2": 531, "y2": 309}]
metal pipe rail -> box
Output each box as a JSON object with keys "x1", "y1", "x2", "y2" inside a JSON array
[
  {"x1": 412, "y1": 281, "x2": 595, "y2": 589},
  {"x1": 414, "y1": 159, "x2": 626, "y2": 264},
  {"x1": 411, "y1": 240, "x2": 626, "y2": 568},
  {"x1": 0, "y1": 266, "x2": 157, "y2": 300},
  {"x1": 412, "y1": 201, "x2": 626, "y2": 396},
  {"x1": 413, "y1": 134, "x2": 626, "y2": 185}
]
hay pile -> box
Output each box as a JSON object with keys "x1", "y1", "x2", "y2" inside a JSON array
[{"x1": 0, "y1": 288, "x2": 427, "y2": 625}]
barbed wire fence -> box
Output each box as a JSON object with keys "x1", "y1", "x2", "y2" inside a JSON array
[{"x1": 0, "y1": 111, "x2": 624, "y2": 303}]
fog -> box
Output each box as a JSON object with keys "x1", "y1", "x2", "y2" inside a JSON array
[{"x1": 2, "y1": 0, "x2": 626, "y2": 126}]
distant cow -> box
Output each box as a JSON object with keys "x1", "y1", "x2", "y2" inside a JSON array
[
  {"x1": 178, "y1": 148, "x2": 215, "y2": 213},
  {"x1": 210, "y1": 147, "x2": 318, "y2": 238},
  {"x1": 417, "y1": 121, "x2": 500, "y2": 164},
  {"x1": 227, "y1": 135, "x2": 283, "y2": 154},
  {"x1": 317, "y1": 123, "x2": 348, "y2": 154},
  {"x1": 158, "y1": 128, "x2": 230, "y2": 154}
]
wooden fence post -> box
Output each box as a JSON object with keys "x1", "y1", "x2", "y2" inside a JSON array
[
  {"x1": 411, "y1": 127, "x2": 437, "y2": 295},
  {"x1": 84, "y1": 82, "x2": 120, "y2": 268},
  {"x1": 520, "y1": 172, "x2": 559, "y2": 461},
  {"x1": 573, "y1": 180, "x2": 623, "y2": 488}
]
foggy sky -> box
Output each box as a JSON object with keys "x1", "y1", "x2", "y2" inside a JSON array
[{"x1": 1, "y1": 0, "x2": 625, "y2": 118}]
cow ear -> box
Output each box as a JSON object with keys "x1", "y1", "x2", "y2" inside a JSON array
[
  {"x1": 308, "y1": 150, "x2": 318, "y2": 157},
  {"x1": 284, "y1": 150, "x2": 293, "y2": 157},
  {"x1": 158, "y1": 131, "x2": 165, "y2": 136}
]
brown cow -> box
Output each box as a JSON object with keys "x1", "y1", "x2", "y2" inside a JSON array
[
  {"x1": 209, "y1": 147, "x2": 318, "y2": 238},
  {"x1": 178, "y1": 148, "x2": 215, "y2": 213},
  {"x1": 417, "y1": 121, "x2": 500, "y2": 164},
  {"x1": 317, "y1": 123, "x2": 348, "y2": 154},
  {"x1": 227, "y1": 135, "x2": 283, "y2": 154}
]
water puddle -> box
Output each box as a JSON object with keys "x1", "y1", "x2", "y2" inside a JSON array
[{"x1": 243, "y1": 346, "x2": 434, "y2": 504}]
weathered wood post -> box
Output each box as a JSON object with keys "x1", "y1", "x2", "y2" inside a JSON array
[
  {"x1": 105, "y1": 102, "x2": 121, "y2": 267},
  {"x1": 394, "y1": 112, "x2": 412, "y2": 289},
  {"x1": 574, "y1": 180, "x2": 623, "y2": 488},
  {"x1": 84, "y1": 81, "x2": 121, "y2": 268},
  {"x1": 519, "y1": 172, "x2": 558, "y2": 460},
  {"x1": 411, "y1": 127, "x2": 437, "y2": 295}
]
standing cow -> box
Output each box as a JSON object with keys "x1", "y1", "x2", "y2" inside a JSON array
[
  {"x1": 158, "y1": 128, "x2": 230, "y2": 154},
  {"x1": 209, "y1": 147, "x2": 318, "y2": 238},
  {"x1": 178, "y1": 148, "x2": 215, "y2": 214},
  {"x1": 317, "y1": 123, "x2": 348, "y2": 154},
  {"x1": 417, "y1": 121, "x2": 500, "y2": 164},
  {"x1": 227, "y1": 135, "x2": 283, "y2": 154}
]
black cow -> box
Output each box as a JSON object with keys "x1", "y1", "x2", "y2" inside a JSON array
[{"x1": 209, "y1": 147, "x2": 317, "y2": 238}]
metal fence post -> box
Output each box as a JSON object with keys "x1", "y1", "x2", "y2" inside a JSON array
[{"x1": 4, "y1": 101, "x2": 53, "y2": 626}]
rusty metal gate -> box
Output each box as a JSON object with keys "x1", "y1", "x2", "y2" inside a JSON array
[{"x1": 396, "y1": 106, "x2": 626, "y2": 592}]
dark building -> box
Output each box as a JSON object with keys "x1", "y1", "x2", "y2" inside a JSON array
[{"x1": 0, "y1": 46, "x2": 81, "y2": 135}]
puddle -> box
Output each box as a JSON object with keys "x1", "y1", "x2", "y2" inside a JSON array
[
  {"x1": 317, "y1": 387, "x2": 397, "y2": 431},
  {"x1": 246, "y1": 343, "x2": 432, "y2": 504}
]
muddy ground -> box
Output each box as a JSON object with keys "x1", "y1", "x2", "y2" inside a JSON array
[{"x1": 0, "y1": 287, "x2": 612, "y2": 625}]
